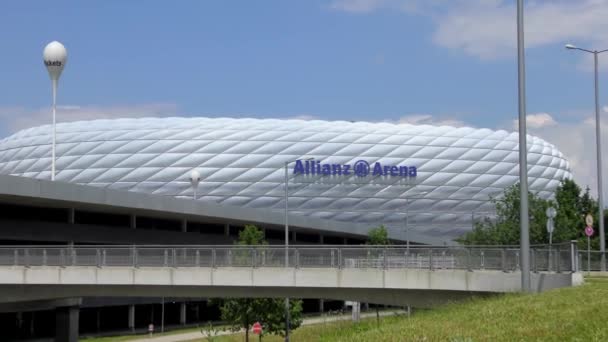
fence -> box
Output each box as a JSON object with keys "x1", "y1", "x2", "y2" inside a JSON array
[
  {"x1": 578, "y1": 250, "x2": 607, "y2": 272},
  {"x1": 0, "y1": 242, "x2": 578, "y2": 273}
]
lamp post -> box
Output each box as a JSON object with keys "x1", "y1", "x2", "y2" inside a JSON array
[
  {"x1": 43, "y1": 41, "x2": 67, "y2": 181},
  {"x1": 190, "y1": 170, "x2": 201, "y2": 200},
  {"x1": 516, "y1": 0, "x2": 531, "y2": 292},
  {"x1": 565, "y1": 43, "x2": 608, "y2": 272},
  {"x1": 546, "y1": 207, "x2": 556, "y2": 271},
  {"x1": 283, "y1": 157, "x2": 312, "y2": 342},
  {"x1": 403, "y1": 191, "x2": 428, "y2": 250}
]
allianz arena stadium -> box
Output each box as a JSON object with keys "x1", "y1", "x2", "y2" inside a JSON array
[{"x1": 0, "y1": 117, "x2": 572, "y2": 242}]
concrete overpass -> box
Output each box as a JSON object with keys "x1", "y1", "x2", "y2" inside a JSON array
[
  {"x1": 0, "y1": 244, "x2": 583, "y2": 341},
  {"x1": 0, "y1": 243, "x2": 583, "y2": 305}
]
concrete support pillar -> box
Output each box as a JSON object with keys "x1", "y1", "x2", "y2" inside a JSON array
[
  {"x1": 130, "y1": 214, "x2": 137, "y2": 229},
  {"x1": 292, "y1": 231, "x2": 297, "y2": 243},
  {"x1": 181, "y1": 219, "x2": 187, "y2": 233},
  {"x1": 128, "y1": 305, "x2": 135, "y2": 332},
  {"x1": 55, "y1": 306, "x2": 79, "y2": 342},
  {"x1": 351, "y1": 302, "x2": 360, "y2": 322},
  {"x1": 343, "y1": 237, "x2": 348, "y2": 245},
  {"x1": 224, "y1": 224, "x2": 230, "y2": 236},
  {"x1": 180, "y1": 302, "x2": 187, "y2": 325},
  {"x1": 68, "y1": 208, "x2": 75, "y2": 224},
  {"x1": 30, "y1": 311, "x2": 35, "y2": 337},
  {"x1": 16, "y1": 312, "x2": 23, "y2": 330},
  {"x1": 194, "y1": 303, "x2": 200, "y2": 322},
  {"x1": 319, "y1": 299, "x2": 324, "y2": 313},
  {"x1": 96, "y1": 309, "x2": 101, "y2": 333},
  {"x1": 319, "y1": 235, "x2": 324, "y2": 244}
]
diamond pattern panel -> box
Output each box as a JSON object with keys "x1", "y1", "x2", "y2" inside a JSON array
[{"x1": 0, "y1": 117, "x2": 572, "y2": 241}]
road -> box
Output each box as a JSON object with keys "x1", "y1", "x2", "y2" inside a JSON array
[{"x1": 130, "y1": 309, "x2": 406, "y2": 342}]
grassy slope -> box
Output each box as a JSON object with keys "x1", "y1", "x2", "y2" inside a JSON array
[{"x1": 208, "y1": 278, "x2": 608, "y2": 342}]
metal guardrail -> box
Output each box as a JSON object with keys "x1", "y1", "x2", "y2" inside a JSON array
[
  {"x1": 0, "y1": 242, "x2": 578, "y2": 273},
  {"x1": 578, "y1": 251, "x2": 608, "y2": 272}
]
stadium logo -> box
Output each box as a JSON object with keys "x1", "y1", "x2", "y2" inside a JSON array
[{"x1": 293, "y1": 159, "x2": 417, "y2": 177}]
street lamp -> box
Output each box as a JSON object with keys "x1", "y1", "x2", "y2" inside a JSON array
[
  {"x1": 565, "y1": 43, "x2": 608, "y2": 272},
  {"x1": 403, "y1": 190, "x2": 429, "y2": 250},
  {"x1": 283, "y1": 157, "x2": 313, "y2": 342},
  {"x1": 516, "y1": 0, "x2": 531, "y2": 292},
  {"x1": 43, "y1": 41, "x2": 67, "y2": 181},
  {"x1": 190, "y1": 170, "x2": 201, "y2": 200},
  {"x1": 546, "y1": 207, "x2": 557, "y2": 271}
]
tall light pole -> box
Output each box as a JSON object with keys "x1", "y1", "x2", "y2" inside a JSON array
[
  {"x1": 403, "y1": 190, "x2": 428, "y2": 250},
  {"x1": 43, "y1": 41, "x2": 67, "y2": 181},
  {"x1": 283, "y1": 157, "x2": 312, "y2": 342},
  {"x1": 565, "y1": 43, "x2": 608, "y2": 272},
  {"x1": 516, "y1": 0, "x2": 531, "y2": 292}
]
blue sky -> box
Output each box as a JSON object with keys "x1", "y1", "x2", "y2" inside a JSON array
[
  {"x1": 1, "y1": 0, "x2": 608, "y2": 193},
  {"x1": 0, "y1": 1, "x2": 601, "y2": 125}
]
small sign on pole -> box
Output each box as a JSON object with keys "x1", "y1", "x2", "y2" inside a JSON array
[
  {"x1": 586, "y1": 214, "x2": 594, "y2": 227},
  {"x1": 252, "y1": 322, "x2": 262, "y2": 334},
  {"x1": 148, "y1": 323, "x2": 154, "y2": 337},
  {"x1": 585, "y1": 223, "x2": 594, "y2": 275},
  {"x1": 252, "y1": 322, "x2": 262, "y2": 341}
]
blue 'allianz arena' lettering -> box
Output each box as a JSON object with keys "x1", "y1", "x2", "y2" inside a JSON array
[{"x1": 293, "y1": 159, "x2": 417, "y2": 178}]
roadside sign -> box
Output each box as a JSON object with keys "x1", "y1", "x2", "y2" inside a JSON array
[
  {"x1": 252, "y1": 322, "x2": 262, "y2": 335},
  {"x1": 586, "y1": 214, "x2": 594, "y2": 227},
  {"x1": 585, "y1": 224, "x2": 594, "y2": 276},
  {"x1": 546, "y1": 207, "x2": 557, "y2": 219},
  {"x1": 546, "y1": 219, "x2": 554, "y2": 234}
]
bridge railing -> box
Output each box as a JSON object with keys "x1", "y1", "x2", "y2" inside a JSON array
[
  {"x1": 0, "y1": 242, "x2": 578, "y2": 273},
  {"x1": 577, "y1": 250, "x2": 607, "y2": 272}
]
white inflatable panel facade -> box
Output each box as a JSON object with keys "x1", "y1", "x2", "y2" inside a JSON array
[{"x1": 0, "y1": 117, "x2": 571, "y2": 241}]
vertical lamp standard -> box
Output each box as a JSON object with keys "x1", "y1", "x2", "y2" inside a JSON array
[
  {"x1": 516, "y1": 0, "x2": 531, "y2": 292},
  {"x1": 190, "y1": 170, "x2": 201, "y2": 200},
  {"x1": 283, "y1": 157, "x2": 312, "y2": 342},
  {"x1": 546, "y1": 207, "x2": 556, "y2": 271},
  {"x1": 43, "y1": 41, "x2": 68, "y2": 181},
  {"x1": 565, "y1": 43, "x2": 608, "y2": 272},
  {"x1": 403, "y1": 191, "x2": 428, "y2": 250}
]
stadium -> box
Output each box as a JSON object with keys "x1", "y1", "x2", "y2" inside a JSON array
[{"x1": 0, "y1": 116, "x2": 571, "y2": 243}]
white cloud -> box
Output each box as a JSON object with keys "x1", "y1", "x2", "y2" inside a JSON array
[
  {"x1": 330, "y1": 0, "x2": 608, "y2": 62},
  {"x1": 328, "y1": 0, "x2": 450, "y2": 14},
  {"x1": 526, "y1": 114, "x2": 607, "y2": 199},
  {"x1": 330, "y1": 0, "x2": 389, "y2": 13},
  {"x1": 512, "y1": 112, "x2": 557, "y2": 130},
  {"x1": 0, "y1": 103, "x2": 178, "y2": 137},
  {"x1": 433, "y1": 0, "x2": 608, "y2": 60},
  {"x1": 397, "y1": 113, "x2": 467, "y2": 127},
  {"x1": 288, "y1": 114, "x2": 321, "y2": 121}
]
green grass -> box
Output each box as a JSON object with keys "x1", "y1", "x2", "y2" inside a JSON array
[{"x1": 202, "y1": 279, "x2": 608, "y2": 342}]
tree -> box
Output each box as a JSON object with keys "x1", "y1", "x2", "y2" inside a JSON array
[
  {"x1": 366, "y1": 225, "x2": 390, "y2": 324},
  {"x1": 237, "y1": 224, "x2": 266, "y2": 246},
  {"x1": 459, "y1": 179, "x2": 603, "y2": 249},
  {"x1": 218, "y1": 225, "x2": 303, "y2": 340},
  {"x1": 367, "y1": 225, "x2": 390, "y2": 245}
]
